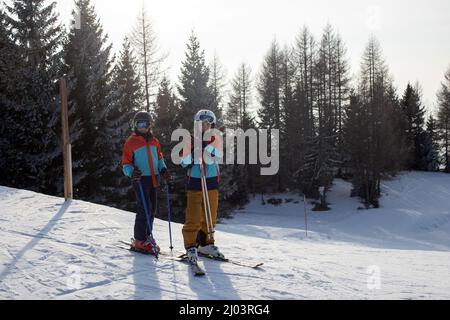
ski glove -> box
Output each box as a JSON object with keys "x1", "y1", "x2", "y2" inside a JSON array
[
  {"x1": 132, "y1": 168, "x2": 142, "y2": 181},
  {"x1": 160, "y1": 168, "x2": 170, "y2": 181}
]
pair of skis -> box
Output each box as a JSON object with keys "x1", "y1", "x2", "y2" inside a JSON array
[
  {"x1": 182, "y1": 251, "x2": 264, "y2": 270},
  {"x1": 118, "y1": 242, "x2": 205, "y2": 276},
  {"x1": 117, "y1": 241, "x2": 263, "y2": 275}
]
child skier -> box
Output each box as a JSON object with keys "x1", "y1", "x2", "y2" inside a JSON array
[
  {"x1": 122, "y1": 111, "x2": 169, "y2": 254},
  {"x1": 181, "y1": 110, "x2": 224, "y2": 264}
]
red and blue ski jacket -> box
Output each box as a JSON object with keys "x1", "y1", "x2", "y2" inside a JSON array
[{"x1": 121, "y1": 133, "x2": 167, "y2": 188}]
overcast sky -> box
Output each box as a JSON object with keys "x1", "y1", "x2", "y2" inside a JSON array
[{"x1": 55, "y1": 0, "x2": 450, "y2": 113}]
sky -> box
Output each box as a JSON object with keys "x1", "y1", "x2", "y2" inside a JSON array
[{"x1": 54, "y1": 0, "x2": 450, "y2": 114}]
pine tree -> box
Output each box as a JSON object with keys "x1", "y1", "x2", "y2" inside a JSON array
[
  {"x1": 257, "y1": 39, "x2": 284, "y2": 191},
  {"x1": 1, "y1": 0, "x2": 64, "y2": 194},
  {"x1": 334, "y1": 33, "x2": 350, "y2": 136},
  {"x1": 294, "y1": 26, "x2": 316, "y2": 137},
  {"x1": 343, "y1": 92, "x2": 371, "y2": 194},
  {"x1": 225, "y1": 82, "x2": 241, "y2": 129},
  {"x1": 308, "y1": 25, "x2": 339, "y2": 208},
  {"x1": 0, "y1": 8, "x2": 16, "y2": 185},
  {"x1": 424, "y1": 114, "x2": 440, "y2": 171},
  {"x1": 292, "y1": 27, "x2": 316, "y2": 195},
  {"x1": 106, "y1": 37, "x2": 143, "y2": 208},
  {"x1": 296, "y1": 25, "x2": 349, "y2": 208},
  {"x1": 315, "y1": 24, "x2": 336, "y2": 137},
  {"x1": 64, "y1": 0, "x2": 116, "y2": 202},
  {"x1": 400, "y1": 83, "x2": 426, "y2": 169},
  {"x1": 278, "y1": 46, "x2": 298, "y2": 188},
  {"x1": 209, "y1": 52, "x2": 226, "y2": 124},
  {"x1": 177, "y1": 31, "x2": 213, "y2": 130},
  {"x1": 147, "y1": 76, "x2": 185, "y2": 223},
  {"x1": 258, "y1": 39, "x2": 283, "y2": 131},
  {"x1": 224, "y1": 63, "x2": 256, "y2": 200},
  {"x1": 0, "y1": 8, "x2": 20, "y2": 187},
  {"x1": 154, "y1": 76, "x2": 180, "y2": 150},
  {"x1": 290, "y1": 79, "x2": 309, "y2": 176},
  {"x1": 313, "y1": 25, "x2": 350, "y2": 137},
  {"x1": 111, "y1": 37, "x2": 142, "y2": 140},
  {"x1": 333, "y1": 33, "x2": 351, "y2": 176},
  {"x1": 226, "y1": 63, "x2": 253, "y2": 129},
  {"x1": 131, "y1": 3, "x2": 167, "y2": 112},
  {"x1": 344, "y1": 37, "x2": 404, "y2": 207},
  {"x1": 437, "y1": 65, "x2": 450, "y2": 172}
]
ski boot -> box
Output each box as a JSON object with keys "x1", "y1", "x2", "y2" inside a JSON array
[
  {"x1": 186, "y1": 247, "x2": 205, "y2": 276},
  {"x1": 187, "y1": 247, "x2": 199, "y2": 264},
  {"x1": 131, "y1": 238, "x2": 160, "y2": 255},
  {"x1": 198, "y1": 244, "x2": 225, "y2": 259}
]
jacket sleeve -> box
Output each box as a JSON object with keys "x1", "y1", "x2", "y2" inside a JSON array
[
  {"x1": 180, "y1": 153, "x2": 193, "y2": 168},
  {"x1": 156, "y1": 141, "x2": 167, "y2": 173},
  {"x1": 204, "y1": 136, "x2": 223, "y2": 164},
  {"x1": 180, "y1": 136, "x2": 195, "y2": 169},
  {"x1": 121, "y1": 140, "x2": 134, "y2": 178},
  {"x1": 204, "y1": 144, "x2": 223, "y2": 159}
]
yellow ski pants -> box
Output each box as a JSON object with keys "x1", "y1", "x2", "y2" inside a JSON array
[{"x1": 182, "y1": 190, "x2": 219, "y2": 249}]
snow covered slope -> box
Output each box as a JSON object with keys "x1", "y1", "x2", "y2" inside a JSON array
[{"x1": 1, "y1": 171, "x2": 450, "y2": 299}]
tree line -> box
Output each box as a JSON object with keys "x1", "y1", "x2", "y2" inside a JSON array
[{"x1": 1, "y1": 0, "x2": 450, "y2": 219}]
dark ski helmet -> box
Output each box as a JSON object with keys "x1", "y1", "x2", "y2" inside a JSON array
[{"x1": 133, "y1": 111, "x2": 151, "y2": 130}]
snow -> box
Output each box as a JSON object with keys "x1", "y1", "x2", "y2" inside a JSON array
[{"x1": 1, "y1": 171, "x2": 450, "y2": 300}]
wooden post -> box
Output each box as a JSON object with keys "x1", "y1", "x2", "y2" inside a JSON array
[{"x1": 60, "y1": 77, "x2": 73, "y2": 200}]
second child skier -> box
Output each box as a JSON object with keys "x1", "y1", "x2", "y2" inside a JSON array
[{"x1": 180, "y1": 109, "x2": 225, "y2": 264}]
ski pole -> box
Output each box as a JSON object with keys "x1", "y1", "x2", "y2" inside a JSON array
[
  {"x1": 200, "y1": 160, "x2": 215, "y2": 242},
  {"x1": 137, "y1": 181, "x2": 159, "y2": 258},
  {"x1": 165, "y1": 183, "x2": 174, "y2": 251},
  {"x1": 204, "y1": 164, "x2": 215, "y2": 240},
  {"x1": 202, "y1": 175, "x2": 214, "y2": 241}
]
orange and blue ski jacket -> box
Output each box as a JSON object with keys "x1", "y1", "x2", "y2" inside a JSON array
[{"x1": 121, "y1": 133, "x2": 167, "y2": 188}]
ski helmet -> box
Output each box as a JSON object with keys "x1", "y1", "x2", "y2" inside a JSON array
[
  {"x1": 194, "y1": 109, "x2": 216, "y2": 125},
  {"x1": 133, "y1": 111, "x2": 151, "y2": 130}
]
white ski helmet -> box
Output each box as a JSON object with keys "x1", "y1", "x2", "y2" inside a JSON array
[{"x1": 194, "y1": 109, "x2": 216, "y2": 125}]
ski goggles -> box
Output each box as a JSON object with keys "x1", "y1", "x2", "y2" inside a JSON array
[
  {"x1": 197, "y1": 114, "x2": 215, "y2": 124},
  {"x1": 135, "y1": 120, "x2": 150, "y2": 129}
]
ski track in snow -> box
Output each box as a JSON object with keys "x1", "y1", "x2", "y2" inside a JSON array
[{"x1": 1, "y1": 171, "x2": 450, "y2": 299}]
